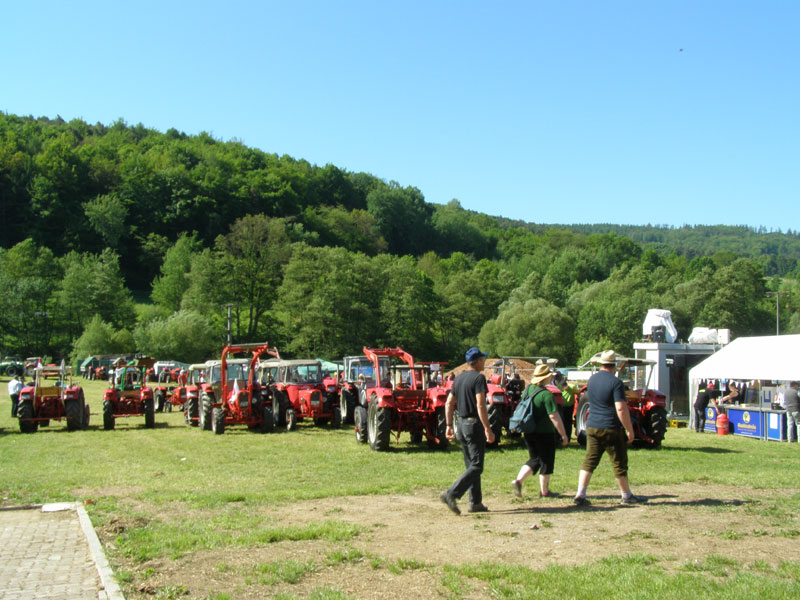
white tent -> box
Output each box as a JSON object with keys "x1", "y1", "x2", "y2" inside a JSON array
[{"x1": 689, "y1": 334, "x2": 800, "y2": 382}]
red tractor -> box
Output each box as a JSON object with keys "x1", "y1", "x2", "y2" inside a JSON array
[
  {"x1": 153, "y1": 369, "x2": 178, "y2": 413},
  {"x1": 16, "y1": 364, "x2": 90, "y2": 433},
  {"x1": 102, "y1": 357, "x2": 156, "y2": 430},
  {"x1": 178, "y1": 363, "x2": 207, "y2": 426},
  {"x1": 202, "y1": 343, "x2": 281, "y2": 435},
  {"x1": 352, "y1": 347, "x2": 448, "y2": 451},
  {"x1": 573, "y1": 355, "x2": 668, "y2": 449},
  {"x1": 259, "y1": 359, "x2": 341, "y2": 430},
  {"x1": 480, "y1": 357, "x2": 547, "y2": 447}
]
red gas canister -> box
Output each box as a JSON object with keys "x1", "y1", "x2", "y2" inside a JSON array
[{"x1": 716, "y1": 412, "x2": 730, "y2": 435}]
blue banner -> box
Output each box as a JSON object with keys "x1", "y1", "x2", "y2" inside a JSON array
[{"x1": 727, "y1": 407, "x2": 763, "y2": 438}]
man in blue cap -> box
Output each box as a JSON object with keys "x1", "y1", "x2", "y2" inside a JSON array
[{"x1": 440, "y1": 347, "x2": 496, "y2": 515}]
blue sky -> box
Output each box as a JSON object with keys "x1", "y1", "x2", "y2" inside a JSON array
[{"x1": 2, "y1": 1, "x2": 798, "y2": 229}]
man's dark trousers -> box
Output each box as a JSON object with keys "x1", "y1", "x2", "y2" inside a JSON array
[
  {"x1": 447, "y1": 418, "x2": 486, "y2": 505},
  {"x1": 10, "y1": 394, "x2": 19, "y2": 418}
]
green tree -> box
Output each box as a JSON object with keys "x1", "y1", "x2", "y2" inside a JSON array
[
  {"x1": 83, "y1": 193, "x2": 128, "y2": 248},
  {"x1": 133, "y1": 310, "x2": 219, "y2": 364},
  {"x1": 366, "y1": 183, "x2": 433, "y2": 256},
  {"x1": 151, "y1": 233, "x2": 202, "y2": 311},
  {"x1": 478, "y1": 297, "x2": 576, "y2": 364},
  {"x1": 71, "y1": 315, "x2": 135, "y2": 362}
]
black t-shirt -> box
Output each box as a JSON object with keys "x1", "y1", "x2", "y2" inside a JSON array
[
  {"x1": 585, "y1": 369, "x2": 626, "y2": 429},
  {"x1": 453, "y1": 370, "x2": 488, "y2": 418},
  {"x1": 694, "y1": 388, "x2": 712, "y2": 409}
]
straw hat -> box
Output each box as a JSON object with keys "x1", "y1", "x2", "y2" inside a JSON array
[
  {"x1": 531, "y1": 363, "x2": 552, "y2": 384},
  {"x1": 595, "y1": 350, "x2": 617, "y2": 366}
]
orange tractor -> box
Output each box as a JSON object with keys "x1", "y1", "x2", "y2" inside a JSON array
[
  {"x1": 353, "y1": 347, "x2": 449, "y2": 451},
  {"x1": 16, "y1": 363, "x2": 90, "y2": 433},
  {"x1": 200, "y1": 343, "x2": 281, "y2": 435}
]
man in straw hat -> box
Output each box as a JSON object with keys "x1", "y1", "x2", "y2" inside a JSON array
[
  {"x1": 573, "y1": 350, "x2": 644, "y2": 506},
  {"x1": 510, "y1": 363, "x2": 569, "y2": 499},
  {"x1": 440, "y1": 347, "x2": 496, "y2": 515}
]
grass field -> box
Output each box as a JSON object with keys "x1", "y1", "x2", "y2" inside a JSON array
[{"x1": 2, "y1": 375, "x2": 799, "y2": 599}]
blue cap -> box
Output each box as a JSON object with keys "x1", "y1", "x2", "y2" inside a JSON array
[{"x1": 465, "y1": 347, "x2": 488, "y2": 362}]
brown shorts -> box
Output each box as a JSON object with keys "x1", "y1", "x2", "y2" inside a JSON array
[{"x1": 581, "y1": 427, "x2": 628, "y2": 478}]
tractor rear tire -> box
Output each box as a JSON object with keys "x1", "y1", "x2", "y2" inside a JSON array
[
  {"x1": 354, "y1": 406, "x2": 368, "y2": 443},
  {"x1": 83, "y1": 403, "x2": 91, "y2": 429},
  {"x1": 368, "y1": 395, "x2": 391, "y2": 451},
  {"x1": 154, "y1": 391, "x2": 165, "y2": 413},
  {"x1": 643, "y1": 406, "x2": 668, "y2": 448},
  {"x1": 186, "y1": 396, "x2": 199, "y2": 426},
  {"x1": 144, "y1": 398, "x2": 155, "y2": 428},
  {"x1": 575, "y1": 396, "x2": 590, "y2": 447},
  {"x1": 331, "y1": 406, "x2": 342, "y2": 428},
  {"x1": 200, "y1": 395, "x2": 212, "y2": 431},
  {"x1": 487, "y1": 404, "x2": 503, "y2": 448},
  {"x1": 340, "y1": 390, "x2": 356, "y2": 424},
  {"x1": 285, "y1": 408, "x2": 297, "y2": 431},
  {"x1": 260, "y1": 404, "x2": 274, "y2": 433},
  {"x1": 65, "y1": 399, "x2": 82, "y2": 431},
  {"x1": 103, "y1": 400, "x2": 115, "y2": 430},
  {"x1": 6, "y1": 365, "x2": 19, "y2": 377},
  {"x1": 428, "y1": 406, "x2": 448, "y2": 449},
  {"x1": 273, "y1": 390, "x2": 287, "y2": 428},
  {"x1": 212, "y1": 407, "x2": 225, "y2": 434},
  {"x1": 18, "y1": 401, "x2": 38, "y2": 433}
]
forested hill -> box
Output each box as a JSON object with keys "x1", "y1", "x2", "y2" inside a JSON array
[
  {"x1": 2, "y1": 113, "x2": 799, "y2": 290},
  {"x1": 1, "y1": 113, "x2": 799, "y2": 365}
]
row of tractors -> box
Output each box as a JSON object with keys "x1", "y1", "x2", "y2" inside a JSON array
[{"x1": 12, "y1": 345, "x2": 669, "y2": 450}]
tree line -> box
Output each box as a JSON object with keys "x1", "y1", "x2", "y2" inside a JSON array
[{"x1": 1, "y1": 113, "x2": 798, "y2": 366}]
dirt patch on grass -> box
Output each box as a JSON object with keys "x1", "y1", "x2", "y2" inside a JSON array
[{"x1": 109, "y1": 482, "x2": 799, "y2": 599}]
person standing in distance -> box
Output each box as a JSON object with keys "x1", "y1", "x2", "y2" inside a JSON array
[
  {"x1": 784, "y1": 381, "x2": 800, "y2": 443},
  {"x1": 573, "y1": 350, "x2": 644, "y2": 506},
  {"x1": 8, "y1": 374, "x2": 24, "y2": 418},
  {"x1": 440, "y1": 347, "x2": 496, "y2": 515}
]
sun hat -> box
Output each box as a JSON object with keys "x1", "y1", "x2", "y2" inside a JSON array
[
  {"x1": 595, "y1": 350, "x2": 617, "y2": 366},
  {"x1": 531, "y1": 363, "x2": 552, "y2": 384},
  {"x1": 465, "y1": 347, "x2": 488, "y2": 363}
]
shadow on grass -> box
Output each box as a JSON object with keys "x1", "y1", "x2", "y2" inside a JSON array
[{"x1": 660, "y1": 446, "x2": 743, "y2": 454}]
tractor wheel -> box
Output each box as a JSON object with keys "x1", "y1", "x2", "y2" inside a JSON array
[
  {"x1": 486, "y1": 404, "x2": 503, "y2": 448},
  {"x1": 186, "y1": 396, "x2": 199, "y2": 426},
  {"x1": 643, "y1": 406, "x2": 668, "y2": 448},
  {"x1": 164, "y1": 398, "x2": 172, "y2": 413},
  {"x1": 285, "y1": 408, "x2": 297, "y2": 431},
  {"x1": 65, "y1": 399, "x2": 82, "y2": 431},
  {"x1": 410, "y1": 432, "x2": 422, "y2": 443},
  {"x1": 17, "y1": 401, "x2": 38, "y2": 433},
  {"x1": 260, "y1": 404, "x2": 274, "y2": 434},
  {"x1": 575, "y1": 396, "x2": 590, "y2": 447},
  {"x1": 340, "y1": 390, "x2": 355, "y2": 424},
  {"x1": 273, "y1": 390, "x2": 287, "y2": 428},
  {"x1": 83, "y1": 403, "x2": 91, "y2": 429},
  {"x1": 354, "y1": 406, "x2": 368, "y2": 443},
  {"x1": 367, "y1": 395, "x2": 391, "y2": 451},
  {"x1": 144, "y1": 398, "x2": 155, "y2": 428},
  {"x1": 331, "y1": 406, "x2": 342, "y2": 429},
  {"x1": 103, "y1": 400, "x2": 115, "y2": 431},
  {"x1": 154, "y1": 391, "x2": 165, "y2": 413},
  {"x1": 212, "y1": 407, "x2": 226, "y2": 435},
  {"x1": 5, "y1": 365, "x2": 19, "y2": 377},
  {"x1": 428, "y1": 406, "x2": 448, "y2": 449},
  {"x1": 200, "y1": 395, "x2": 213, "y2": 431}
]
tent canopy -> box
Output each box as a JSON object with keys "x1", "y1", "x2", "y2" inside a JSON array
[{"x1": 689, "y1": 334, "x2": 800, "y2": 382}]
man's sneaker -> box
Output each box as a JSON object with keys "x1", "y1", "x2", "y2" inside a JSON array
[
  {"x1": 439, "y1": 491, "x2": 461, "y2": 515},
  {"x1": 511, "y1": 480, "x2": 522, "y2": 498},
  {"x1": 620, "y1": 494, "x2": 646, "y2": 505},
  {"x1": 540, "y1": 491, "x2": 560, "y2": 498},
  {"x1": 572, "y1": 495, "x2": 590, "y2": 506},
  {"x1": 468, "y1": 503, "x2": 489, "y2": 513}
]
